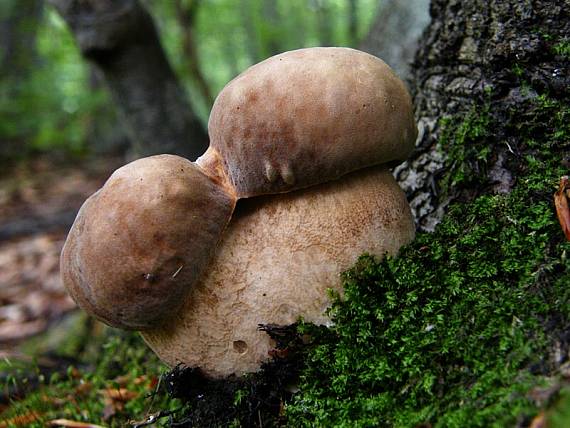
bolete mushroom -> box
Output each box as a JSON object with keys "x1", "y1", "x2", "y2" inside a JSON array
[{"x1": 61, "y1": 47, "x2": 417, "y2": 377}]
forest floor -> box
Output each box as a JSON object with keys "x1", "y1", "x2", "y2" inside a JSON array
[{"x1": 0, "y1": 156, "x2": 119, "y2": 351}]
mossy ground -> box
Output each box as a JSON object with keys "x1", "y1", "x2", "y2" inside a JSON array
[{"x1": 1, "y1": 329, "x2": 185, "y2": 427}]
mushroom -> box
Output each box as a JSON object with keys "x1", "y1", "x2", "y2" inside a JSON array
[
  {"x1": 61, "y1": 47, "x2": 417, "y2": 377},
  {"x1": 60, "y1": 155, "x2": 236, "y2": 330}
]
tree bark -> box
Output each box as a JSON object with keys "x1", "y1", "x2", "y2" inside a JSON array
[
  {"x1": 360, "y1": 0, "x2": 430, "y2": 80},
  {"x1": 396, "y1": 0, "x2": 570, "y2": 231},
  {"x1": 48, "y1": 0, "x2": 208, "y2": 160}
]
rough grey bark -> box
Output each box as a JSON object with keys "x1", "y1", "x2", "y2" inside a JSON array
[
  {"x1": 48, "y1": 0, "x2": 208, "y2": 160},
  {"x1": 395, "y1": 0, "x2": 570, "y2": 231},
  {"x1": 360, "y1": 0, "x2": 430, "y2": 80}
]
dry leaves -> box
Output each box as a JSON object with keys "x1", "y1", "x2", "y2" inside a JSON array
[
  {"x1": 98, "y1": 375, "x2": 150, "y2": 421},
  {"x1": 0, "y1": 157, "x2": 121, "y2": 349},
  {"x1": 0, "y1": 411, "x2": 42, "y2": 427},
  {"x1": 0, "y1": 234, "x2": 75, "y2": 345},
  {"x1": 529, "y1": 412, "x2": 546, "y2": 428},
  {"x1": 554, "y1": 176, "x2": 570, "y2": 241}
]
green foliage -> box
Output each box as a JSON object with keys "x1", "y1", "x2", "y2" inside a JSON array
[
  {"x1": 286, "y1": 95, "x2": 570, "y2": 426},
  {"x1": 0, "y1": 0, "x2": 380, "y2": 163},
  {"x1": 438, "y1": 105, "x2": 492, "y2": 194},
  {"x1": 551, "y1": 41, "x2": 570, "y2": 58},
  {"x1": 0, "y1": 9, "x2": 112, "y2": 160},
  {"x1": 150, "y1": 0, "x2": 379, "y2": 120},
  {"x1": 547, "y1": 387, "x2": 570, "y2": 428}
]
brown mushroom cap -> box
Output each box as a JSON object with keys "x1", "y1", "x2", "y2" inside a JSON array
[
  {"x1": 61, "y1": 155, "x2": 236, "y2": 330},
  {"x1": 203, "y1": 47, "x2": 417, "y2": 197},
  {"x1": 141, "y1": 166, "x2": 414, "y2": 378}
]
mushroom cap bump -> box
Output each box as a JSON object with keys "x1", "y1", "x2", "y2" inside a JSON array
[
  {"x1": 202, "y1": 47, "x2": 417, "y2": 197},
  {"x1": 142, "y1": 166, "x2": 415, "y2": 378},
  {"x1": 60, "y1": 155, "x2": 236, "y2": 330}
]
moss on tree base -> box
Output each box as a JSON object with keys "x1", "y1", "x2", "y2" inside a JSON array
[{"x1": 285, "y1": 92, "x2": 570, "y2": 426}]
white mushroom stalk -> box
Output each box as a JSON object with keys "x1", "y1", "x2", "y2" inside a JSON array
[{"x1": 60, "y1": 47, "x2": 418, "y2": 378}]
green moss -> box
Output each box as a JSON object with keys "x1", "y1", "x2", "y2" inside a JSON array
[
  {"x1": 286, "y1": 94, "x2": 570, "y2": 426},
  {"x1": 547, "y1": 387, "x2": 570, "y2": 428},
  {"x1": 552, "y1": 41, "x2": 570, "y2": 58},
  {"x1": 437, "y1": 104, "x2": 492, "y2": 196}
]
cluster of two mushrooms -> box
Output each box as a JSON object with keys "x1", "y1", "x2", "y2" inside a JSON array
[{"x1": 61, "y1": 47, "x2": 417, "y2": 378}]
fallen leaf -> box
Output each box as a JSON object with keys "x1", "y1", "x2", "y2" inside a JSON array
[
  {"x1": 48, "y1": 419, "x2": 106, "y2": 428},
  {"x1": 75, "y1": 381, "x2": 93, "y2": 396},
  {"x1": 100, "y1": 387, "x2": 138, "y2": 402},
  {"x1": 99, "y1": 387, "x2": 138, "y2": 421},
  {"x1": 0, "y1": 411, "x2": 41, "y2": 427},
  {"x1": 529, "y1": 411, "x2": 546, "y2": 428},
  {"x1": 554, "y1": 176, "x2": 570, "y2": 241}
]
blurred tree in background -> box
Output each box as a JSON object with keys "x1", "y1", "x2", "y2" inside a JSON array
[{"x1": 0, "y1": 0, "x2": 398, "y2": 165}]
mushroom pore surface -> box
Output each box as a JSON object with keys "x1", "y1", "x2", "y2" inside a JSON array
[
  {"x1": 202, "y1": 47, "x2": 417, "y2": 197},
  {"x1": 141, "y1": 166, "x2": 415, "y2": 378},
  {"x1": 60, "y1": 155, "x2": 236, "y2": 330}
]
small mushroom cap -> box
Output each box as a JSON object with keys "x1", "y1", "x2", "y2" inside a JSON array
[
  {"x1": 141, "y1": 166, "x2": 415, "y2": 378},
  {"x1": 204, "y1": 47, "x2": 417, "y2": 197},
  {"x1": 61, "y1": 155, "x2": 236, "y2": 330}
]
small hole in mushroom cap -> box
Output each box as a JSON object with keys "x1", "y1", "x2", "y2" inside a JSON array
[{"x1": 233, "y1": 340, "x2": 248, "y2": 354}]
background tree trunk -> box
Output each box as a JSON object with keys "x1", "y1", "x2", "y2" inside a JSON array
[
  {"x1": 0, "y1": 0, "x2": 43, "y2": 77},
  {"x1": 395, "y1": 0, "x2": 570, "y2": 231},
  {"x1": 347, "y1": 0, "x2": 359, "y2": 46},
  {"x1": 48, "y1": 0, "x2": 208, "y2": 160},
  {"x1": 0, "y1": 0, "x2": 43, "y2": 161},
  {"x1": 359, "y1": 0, "x2": 430, "y2": 80},
  {"x1": 314, "y1": 0, "x2": 334, "y2": 47},
  {"x1": 174, "y1": 0, "x2": 214, "y2": 109}
]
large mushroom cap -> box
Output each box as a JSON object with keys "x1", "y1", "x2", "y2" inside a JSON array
[
  {"x1": 61, "y1": 155, "x2": 236, "y2": 330},
  {"x1": 203, "y1": 47, "x2": 417, "y2": 197},
  {"x1": 142, "y1": 166, "x2": 414, "y2": 378}
]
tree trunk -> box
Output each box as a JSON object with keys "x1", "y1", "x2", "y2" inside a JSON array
[
  {"x1": 48, "y1": 0, "x2": 208, "y2": 160},
  {"x1": 314, "y1": 0, "x2": 334, "y2": 47},
  {"x1": 359, "y1": 0, "x2": 430, "y2": 80},
  {"x1": 396, "y1": 0, "x2": 570, "y2": 231},
  {"x1": 0, "y1": 0, "x2": 43, "y2": 77},
  {"x1": 347, "y1": 0, "x2": 358, "y2": 46},
  {"x1": 240, "y1": 0, "x2": 261, "y2": 64},
  {"x1": 174, "y1": 0, "x2": 214, "y2": 109},
  {"x1": 262, "y1": 0, "x2": 282, "y2": 57},
  {"x1": 0, "y1": 0, "x2": 43, "y2": 161}
]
